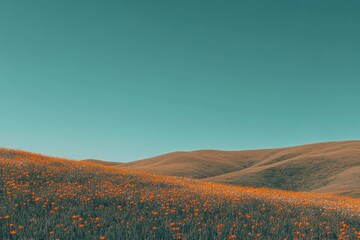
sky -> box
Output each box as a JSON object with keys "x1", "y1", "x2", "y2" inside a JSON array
[{"x1": 1, "y1": 0, "x2": 360, "y2": 162}]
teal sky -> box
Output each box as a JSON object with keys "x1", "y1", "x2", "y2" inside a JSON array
[{"x1": 1, "y1": 1, "x2": 359, "y2": 162}]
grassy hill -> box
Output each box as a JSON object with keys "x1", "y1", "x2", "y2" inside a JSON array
[
  {"x1": 122, "y1": 141, "x2": 360, "y2": 197},
  {"x1": 81, "y1": 159, "x2": 121, "y2": 166},
  {"x1": 0, "y1": 148, "x2": 360, "y2": 239}
]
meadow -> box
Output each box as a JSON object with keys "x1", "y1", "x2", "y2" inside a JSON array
[{"x1": 0, "y1": 148, "x2": 359, "y2": 239}]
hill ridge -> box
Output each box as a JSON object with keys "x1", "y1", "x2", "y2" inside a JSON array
[{"x1": 121, "y1": 140, "x2": 360, "y2": 197}]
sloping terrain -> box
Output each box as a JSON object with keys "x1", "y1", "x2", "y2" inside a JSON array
[
  {"x1": 81, "y1": 159, "x2": 121, "y2": 166},
  {"x1": 0, "y1": 148, "x2": 359, "y2": 239},
  {"x1": 121, "y1": 141, "x2": 360, "y2": 197}
]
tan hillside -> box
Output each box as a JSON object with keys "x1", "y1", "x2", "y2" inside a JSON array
[
  {"x1": 81, "y1": 159, "x2": 121, "y2": 166},
  {"x1": 121, "y1": 141, "x2": 360, "y2": 197}
]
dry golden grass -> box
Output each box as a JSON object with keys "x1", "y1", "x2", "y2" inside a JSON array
[
  {"x1": 122, "y1": 141, "x2": 360, "y2": 197},
  {"x1": 1, "y1": 147, "x2": 360, "y2": 239},
  {"x1": 81, "y1": 159, "x2": 121, "y2": 166}
]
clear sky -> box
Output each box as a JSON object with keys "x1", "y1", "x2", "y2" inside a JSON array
[{"x1": 1, "y1": 0, "x2": 359, "y2": 162}]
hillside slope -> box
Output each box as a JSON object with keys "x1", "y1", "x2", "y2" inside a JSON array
[
  {"x1": 1, "y1": 148, "x2": 360, "y2": 239},
  {"x1": 121, "y1": 141, "x2": 360, "y2": 197},
  {"x1": 81, "y1": 159, "x2": 121, "y2": 166}
]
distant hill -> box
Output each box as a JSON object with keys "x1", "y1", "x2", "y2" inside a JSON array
[
  {"x1": 81, "y1": 159, "x2": 121, "y2": 166},
  {"x1": 121, "y1": 141, "x2": 360, "y2": 197}
]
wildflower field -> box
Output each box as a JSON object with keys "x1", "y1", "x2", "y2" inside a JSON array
[{"x1": 0, "y1": 148, "x2": 359, "y2": 239}]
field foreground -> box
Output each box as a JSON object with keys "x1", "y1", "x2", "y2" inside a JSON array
[{"x1": 1, "y1": 148, "x2": 360, "y2": 239}]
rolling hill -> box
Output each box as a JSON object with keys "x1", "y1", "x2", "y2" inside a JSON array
[
  {"x1": 1, "y1": 147, "x2": 360, "y2": 239},
  {"x1": 81, "y1": 159, "x2": 121, "y2": 166},
  {"x1": 121, "y1": 141, "x2": 360, "y2": 197}
]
